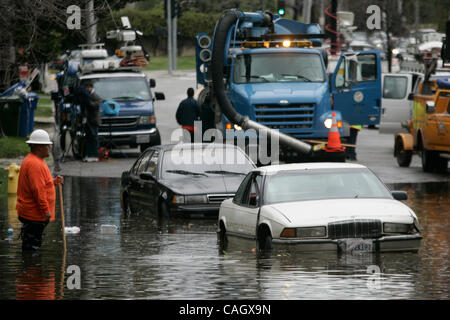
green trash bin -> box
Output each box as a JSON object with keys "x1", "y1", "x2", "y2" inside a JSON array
[{"x1": 0, "y1": 96, "x2": 23, "y2": 136}]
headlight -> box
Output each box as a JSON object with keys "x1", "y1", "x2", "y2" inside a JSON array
[
  {"x1": 139, "y1": 115, "x2": 155, "y2": 125},
  {"x1": 280, "y1": 226, "x2": 327, "y2": 238},
  {"x1": 172, "y1": 195, "x2": 185, "y2": 204},
  {"x1": 323, "y1": 118, "x2": 333, "y2": 129},
  {"x1": 297, "y1": 226, "x2": 327, "y2": 238},
  {"x1": 185, "y1": 195, "x2": 208, "y2": 204},
  {"x1": 383, "y1": 223, "x2": 413, "y2": 234}
]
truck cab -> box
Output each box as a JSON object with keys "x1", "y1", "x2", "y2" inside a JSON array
[
  {"x1": 394, "y1": 74, "x2": 450, "y2": 172},
  {"x1": 195, "y1": 11, "x2": 382, "y2": 162}
]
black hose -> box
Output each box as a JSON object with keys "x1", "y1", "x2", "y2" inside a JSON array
[{"x1": 211, "y1": 11, "x2": 244, "y2": 126}]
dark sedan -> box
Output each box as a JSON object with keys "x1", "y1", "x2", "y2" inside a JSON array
[{"x1": 120, "y1": 143, "x2": 256, "y2": 218}]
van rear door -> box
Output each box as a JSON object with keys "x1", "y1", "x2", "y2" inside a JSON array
[{"x1": 379, "y1": 73, "x2": 412, "y2": 134}]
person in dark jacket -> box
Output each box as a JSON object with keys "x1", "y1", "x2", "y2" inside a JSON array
[
  {"x1": 199, "y1": 92, "x2": 216, "y2": 142},
  {"x1": 176, "y1": 88, "x2": 199, "y2": 142},
  {"x1": 82, "y1": 81, "x2": 101, "y2": 162}
]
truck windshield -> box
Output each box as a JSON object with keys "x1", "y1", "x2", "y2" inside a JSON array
[
  {"x1": 234, "y1": 53, "x2": 325, "y2": 84},
  {"x1": 82, "y1": 77, "x2": 151, "y2": 101}
]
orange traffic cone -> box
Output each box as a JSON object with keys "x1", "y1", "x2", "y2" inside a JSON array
[{"x1": 324, "y1": 112, "x2": 345, "y2": 152}]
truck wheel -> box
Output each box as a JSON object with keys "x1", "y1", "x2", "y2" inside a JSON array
[
  {"x1": 421, "y1": 148, "x2": 437, "y2": 172},
  {"x1": 395, "y1": 138, "x2": 412, "y2": 167},
  {"x1": 435, "y1": 157, "x2": 448, "y2": 173}
]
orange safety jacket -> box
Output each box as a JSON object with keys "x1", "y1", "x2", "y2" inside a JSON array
[{"x1": 16, "y1": 153, "x2": 56, "y2": 222}]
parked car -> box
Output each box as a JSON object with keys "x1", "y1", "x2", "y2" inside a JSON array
[
  {"x1": 120, "y1": 143, "x2": 256, "y2": 219},
  {"x1": 217, "y1": 163, "x2": 422, "y2": 252}
]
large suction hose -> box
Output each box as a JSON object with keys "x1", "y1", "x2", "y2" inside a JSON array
[{"x1": 210, "y1": 11, "x2": 313, "y2": 155}]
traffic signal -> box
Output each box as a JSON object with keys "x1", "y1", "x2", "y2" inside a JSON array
[{"x1": 278, "y1": 0, "x2": 286, "y2": 16}]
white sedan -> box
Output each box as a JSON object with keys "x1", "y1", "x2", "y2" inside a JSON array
[{"x1": 217, "y1": 163, "x2": 422, "y2": 253}]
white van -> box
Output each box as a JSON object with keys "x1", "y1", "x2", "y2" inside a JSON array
[{"x1": 379, "y1": 72, "x2": 422, "y2": 134}]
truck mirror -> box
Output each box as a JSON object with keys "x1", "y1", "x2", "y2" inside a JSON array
[
  {"x1": 407, "y1": 93, "x2": 414, "y2": 101},
  {"x1": 149, "y1": 78, "x2": 156, "y2": 88},
  {"x1": 154, "y1": 92, "x2": 165, "y2": 101},
  {"x1": 425, "y1": 101, "x2": 435, "y2": 114}
]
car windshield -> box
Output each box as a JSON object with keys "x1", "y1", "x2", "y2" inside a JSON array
[
  {"x1": 82, "y1": 77, "x2": 151, "y2": 101},
  {"x1": 234, "y1": 52, "x2": 325, "y2": 83},
  {"x1": 161, "y1": 146, "x2": 254, "y2": 179},
  {"x1": 264, "y1": 168, "x2": 392, "y2": 204}
]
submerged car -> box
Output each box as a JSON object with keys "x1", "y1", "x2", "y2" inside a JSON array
[
  {"x1": 120, "y1": 143, "x2": 256, "y2": 218},
  {"x1": 218, "y1": 163, "x2": 422, "y2": 252}
]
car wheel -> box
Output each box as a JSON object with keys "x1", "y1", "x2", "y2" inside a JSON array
[
  {"x1": 123, "y1": 194, "x2": 133, "y2": 216},
  {"x1": 218, "y1": 221, "x2": 228, "y2": 244},
  {"x1": 395, "y1": 138, "x2": 412, "y2": 167},
  {"x1": 421, "y1": 147, "x2": 437, "y2": 172},
  {"x1": 258, "y1": 232, "x2": 273, "y2": 251},
  {"x1": 159, "y1": 201, "x2": 170, "y2": 219}
]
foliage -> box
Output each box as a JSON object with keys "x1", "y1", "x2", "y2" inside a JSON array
[{"x1": 0, "y1": 137, "x2": 29, "y2": 158}]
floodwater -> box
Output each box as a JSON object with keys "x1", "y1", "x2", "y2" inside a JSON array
[{"x1": 0, "y1": 177, "x2": 448, "y2": 300}]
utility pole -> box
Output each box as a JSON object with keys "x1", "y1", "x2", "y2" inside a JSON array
[
  {"x1": 302, "y1": 0, "x2": 312, "y2": 24},
  {"x1": 173, "y1": 15, "x2": 177, "y2": 71},
  {"x1": 167, "y1": 0, "x2": 173, "y2": 74},
  {"x1": 86, "y1": 0, "x2": 97, "y2": 44}
]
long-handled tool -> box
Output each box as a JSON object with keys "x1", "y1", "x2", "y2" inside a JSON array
[
  {"x1": 58, "y1": 183, "x2": 67, "y2": 253},
  {"x1": 58, "y1": 183, "x2": 66, "y2": 299}
]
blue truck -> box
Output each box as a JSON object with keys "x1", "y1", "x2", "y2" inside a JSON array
[
  {"x1": 51, "y1": 45, "x2": 165, "y2": 159},
  {"x1": 195, "y1": 10, "x2": 382, "y2": 161}
]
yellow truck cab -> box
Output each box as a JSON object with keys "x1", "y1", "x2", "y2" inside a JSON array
[{"x1": 394, "y1": 75, "x2": 450, "y2": 172}]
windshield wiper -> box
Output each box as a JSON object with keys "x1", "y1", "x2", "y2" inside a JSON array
[
  {"x1": 249, "y1": 75, "x2": 270, "y2": 82},
  {"x1": 112, "y1": 96, "x2": 144, "y2": 101},
  {"x1": 280, "y1": 74, "x2": 312, "y2": 82},
  {"x1": 165, "y1": 170, "x2": 208, "y2": 177},
  {"x1": 204, "y1": 170, "x2": 246, "y2": 175}
]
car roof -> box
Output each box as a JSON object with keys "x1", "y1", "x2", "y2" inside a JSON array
[
  {"x1": 80, "y1": 72, "x2": 145, "y2": 80},
  {"x1": 254, "y1": 162, "x2": 367, "y2": 174},
  {"x1": 152, "y1": 143, "x2": 249, "y2": 152}
]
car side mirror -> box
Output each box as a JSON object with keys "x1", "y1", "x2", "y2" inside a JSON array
[
  {"x1": 425, "y1": 101, "x2": 435, "y2": 114},
  {"x1": 149, "y1": 78, "x2": 156, "y2": 88},
  {"x1": 407, "y1": 93, "x2": 414, "y2": 101},
  {"x1": 140, "y1": 172, "x2": 155, "y2": 181},
  {"x1": 391, "y1": 191, "x2": 408, "y2": 200},
  {"x1": 154, "y1": 92, "x2": 165, "y2": 101}
]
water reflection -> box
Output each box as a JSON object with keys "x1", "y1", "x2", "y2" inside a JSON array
[{"x1": 0, "y1": 179, "x2": 448, "y2": 299}]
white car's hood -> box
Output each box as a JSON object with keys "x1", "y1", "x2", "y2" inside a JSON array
[{"x1": 265, "y1": 198, "x2": 415, "y2": 226}]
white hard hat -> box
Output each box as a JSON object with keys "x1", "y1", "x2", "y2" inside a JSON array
[{"x1": 26, "y1": 129, "x2": 53, "y2": 145}]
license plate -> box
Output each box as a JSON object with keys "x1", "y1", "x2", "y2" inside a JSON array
[
  {"x1": 136, "y1": 135, "x2": 150, "y2": 143},
  {"x1": 338, "y1": 238, "x2": 374, "y2": 253}
]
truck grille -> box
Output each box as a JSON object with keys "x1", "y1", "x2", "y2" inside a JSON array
[
  {"x1": 100, "y1": 116, "x2": 138, "y2": 128},
  {"x1": 207, "y1": 194, "x2": 235, "y2": 204},
  {"x1": 328, "y1": 219, "x2": 382, "y2": 239},
  {"x1": 254, "y1": 104, "x2": 315, "y2": 131}
]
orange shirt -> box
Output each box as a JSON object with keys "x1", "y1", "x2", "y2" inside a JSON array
[{"x1": 16, "y1": 153, "x2": 56, "y2": 222}]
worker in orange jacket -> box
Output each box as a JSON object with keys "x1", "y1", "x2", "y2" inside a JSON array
[{"x1": 16, "y1": 129, "x2": 63, "y2": 251}]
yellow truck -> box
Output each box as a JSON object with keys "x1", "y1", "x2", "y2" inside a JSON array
[{"x1": 394, "y1": 75, "x2": 450, "y2": 173}]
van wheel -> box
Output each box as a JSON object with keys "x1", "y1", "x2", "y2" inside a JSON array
[
  {"x1": 421, "y1": 148, "x2": 437, "y2": 172},
  {"x1": 395, "y1": 138, "x2": 412, "y2": 167}
]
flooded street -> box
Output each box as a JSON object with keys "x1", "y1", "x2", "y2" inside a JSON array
[{"x1": 0, "y1": 177, "x2": 448, "y2": 300}]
